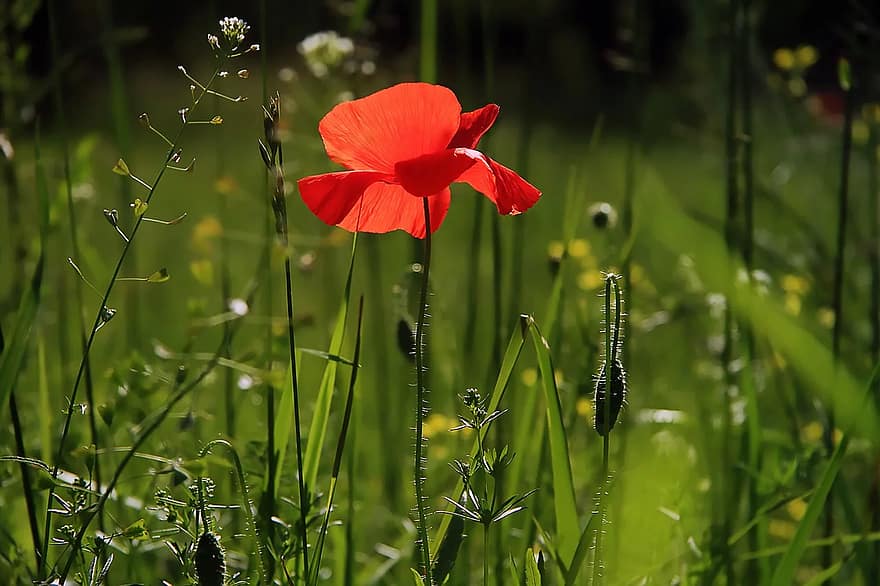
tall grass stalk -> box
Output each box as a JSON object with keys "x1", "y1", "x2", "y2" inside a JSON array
[
  {"x1": 43, "y1": 44, "x2": 239, "y2": 579},
  {"x1": 825, "y1": 57, "x2": 855, "y2": 569},
  {"x1": 262, "y1": 93, "x2": 312, "y2": 580},
  {"x1": 257, "y1": 0, "x2": 279, "y2": 575},
  {"x1": 413, "y1": 198, "x2": 434, "y2": 584}
]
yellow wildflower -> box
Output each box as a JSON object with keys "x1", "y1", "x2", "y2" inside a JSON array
[{"x1": 773, "y1": 48, "x2": 795, "y2": 71}]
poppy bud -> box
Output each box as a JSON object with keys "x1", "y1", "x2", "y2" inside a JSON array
[
  {"x1": 195, "y1": 531, "x2": 226, "y2": 586},
  {"x1": 594, "y1": 358, "x2": 627, "y2": 436}
]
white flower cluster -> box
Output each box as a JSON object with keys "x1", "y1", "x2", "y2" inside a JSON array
[
  {"x1": 219, "y1": 17, "x2": 250, "y2": 46},
  {"x1": 297, "y1": 31, "x2": 355, "y2": 78}
]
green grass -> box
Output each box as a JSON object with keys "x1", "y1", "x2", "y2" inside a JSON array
[{"x1": 1, "y1": 7, "x2": 880, "y2": 586}]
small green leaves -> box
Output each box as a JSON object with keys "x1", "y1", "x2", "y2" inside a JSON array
[
  {"x1": 122, "y1": 519, "x2": 148, "y2": 540},
  {"x1": 116, "y1": 268, "x2": 170, "y2": 284},
  {"x1": 147, "y1": 268, "x2": 170, "y2": 283},
  {"x1": 838, "y1": 58, "x2": 851, "y2": 92},
  {"x1": 131, "y1": 198, "x2": 148, "y2": 217},
  {"x1": 112, "y1": 158, "x2": 131, "y2": 176}
]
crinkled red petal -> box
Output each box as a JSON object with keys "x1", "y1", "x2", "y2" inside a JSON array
[
  {"x1": 448, "y1": 104, "x2": 499, "y2": 149},
  {"x1": 453, "y1": 148, "x2": 542, "y2": 215},
  {"x1": 318, "y1": 82, "x2": 462, "y2": 173}
]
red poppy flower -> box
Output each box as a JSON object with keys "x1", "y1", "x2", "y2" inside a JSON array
[{"x1": 297, "y1": 82, "x2": 541, "y2": 238}]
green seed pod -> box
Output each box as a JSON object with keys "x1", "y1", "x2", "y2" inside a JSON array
[
  {"x1": 594, "y1": 358, "x2": 627, "y2": 436},
  {"x1": 195, "y1": 532, "x2": 225, "y2": 586}
]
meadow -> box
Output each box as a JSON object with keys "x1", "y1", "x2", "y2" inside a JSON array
[{"x1": 1, "y1": 2, "x2": 879, "y2": 584}]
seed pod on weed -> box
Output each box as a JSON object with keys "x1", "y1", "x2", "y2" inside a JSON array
[
  {"x1": 195, "y1": 531, "x2": 225, "y2": 586},
  {"x1": 396, "y1": 318, "x2": 416, "y2": 361},
  {"x1": 594, "y1": 358, "x2": 627, "y2": 436}
]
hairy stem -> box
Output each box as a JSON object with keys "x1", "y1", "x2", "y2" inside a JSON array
[{"x1": 414, "y1": 198, "x2": 434, "y2": 584}]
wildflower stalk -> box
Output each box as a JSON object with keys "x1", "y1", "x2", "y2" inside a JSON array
[
  {"x1": 260, "y1": 92, "x2": 311, "y2": 581},
  {"x1": 413, "y1": 197, "x2": 435, "y2": 584},
  {"x1": 43, "y1": 35, "x2": 242, "y2": 578}
]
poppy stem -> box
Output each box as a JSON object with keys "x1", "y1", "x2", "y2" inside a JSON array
[{"x1": 413, "y1": 197, "x2": 435, "y2": 584}]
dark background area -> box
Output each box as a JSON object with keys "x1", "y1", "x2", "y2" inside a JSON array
[{"x1": 12, "y1": 0, "x2": 880, "y2": 133}]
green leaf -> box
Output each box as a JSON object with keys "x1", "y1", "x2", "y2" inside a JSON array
[
  {"x1": 410, "y1": 569, "x2": 426, "y2": 586},
  {"x1": 131, "y1": 198, "x2": 148, "y2": 217},
  {"x1": 123, "y1": 519, "x2": 148, "y2": 539},
  {"x1": 146, "y1": 268, "x2": 170, "y2": 283},
  {"x1": 525, "y1": 549, "x2": 542, "y2": 586},
  {"x1": 528, "y1": 318, "x2": 579, "y2": 565},
  {"x1": 112, "y1": 157, "x2": 131, "y2": 176}
]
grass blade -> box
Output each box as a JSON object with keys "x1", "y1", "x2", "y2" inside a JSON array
[
  {"x1": 303, "y1": 235, "x2": 357, "y2": 489},
  {"x1": 526, "y1": 317, "x2": 579, "y2": 565}
]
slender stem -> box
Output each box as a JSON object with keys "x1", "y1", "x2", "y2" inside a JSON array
[
  {"x1": 414, "y1": 198, "x2": 434, "y2": 584},
  {"x1": 9, "y1": 392, "x2": 41, "y2": 570},
  {"x1": 257, "y1": 0, "x2": 278, "y2": 575},
  {"x1": 43, "y1": 54, "x2": 229, "y2": 576},
  {"x1": 284, "y1": 255, "x2": 311, "y2": 582},
  {"x1": 826, "y1": 57, "x2": 855, "y2": 570},
  {"x1": 483, "y1": 523, "x2": 490, "y2": 586}
]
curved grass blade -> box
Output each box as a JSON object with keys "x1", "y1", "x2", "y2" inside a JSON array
[
  {"x1": 303, "y1": 235, "x2": 358, "y2": 488},
  {"x1": 526, "y1": 317, "x2": 579, "y2": 565}
]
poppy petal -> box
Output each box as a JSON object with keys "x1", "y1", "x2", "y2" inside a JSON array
[
  {"x1": 453, "y1": 148, "x2": 542, "y2": 215},
  {"x1": 448, "y1": 104, "x2": 499, "y2": 149},
  {"x1": 319, "y1": 83, "x2": 462, "y2": 173},
  {"x1": 298, "y1": 170, "x2": 391, "y2": 226},
  {"x1": 337, "y1": 184, "x2": 450, "y2": 238},
  {"x1": 395, "y1": 149, "x2": 478, "y2": 197}
]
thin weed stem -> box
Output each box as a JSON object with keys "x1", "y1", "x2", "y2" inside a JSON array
[
  {"x1": 283, "y1": 253, "x2": 310, "y2": 582},
  {"x1": 43, "y1": 52, "x2": 231, "y2": 577},
  {"x1": 414, "y1": 197, "x2": 434, "y2": 584},
  {"x1": 9, "y1": 392, "x2": 40, "y2": 570}
]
